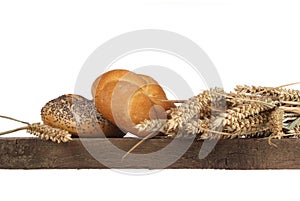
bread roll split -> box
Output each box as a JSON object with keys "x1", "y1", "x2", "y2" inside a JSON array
[{"x1": 92, "y1": 69, "x2": 175, "y2": 137}]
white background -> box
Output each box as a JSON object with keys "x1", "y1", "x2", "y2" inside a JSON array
[{"x1": 1, "y1": 0, "x2": 300, "y2": 200}]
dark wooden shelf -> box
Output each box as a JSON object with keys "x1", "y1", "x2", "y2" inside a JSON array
[{"x1": 1, "y1": 137, "x2": 300, "y2": 169}]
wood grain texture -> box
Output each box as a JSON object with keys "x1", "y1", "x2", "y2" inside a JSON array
[{"x1": 0, "y1": 137, "x2": 300, "y2": 169}]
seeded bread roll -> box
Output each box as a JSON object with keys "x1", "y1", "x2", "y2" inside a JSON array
[
  {"x1": 41, "y1": 94, "x2": 125, "y2": 137},
  {"x1": 92, "y1": 69, "x2": 175, "y2": 137}
]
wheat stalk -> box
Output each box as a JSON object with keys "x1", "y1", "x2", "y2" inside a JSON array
[
  {"x1": 129, "y1": 85, "x2": 300, "y2": 157},
  {"x1": 235, "y1": 85, "x2": 300, "y2": 101}
]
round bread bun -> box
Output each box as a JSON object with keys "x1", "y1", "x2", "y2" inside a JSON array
[
  {"x1": 92, "y1": 69, "x2": 175, "y2": 137},
  {"x1": 41, "y1": 94, "x2": 125, "y2": 138}
]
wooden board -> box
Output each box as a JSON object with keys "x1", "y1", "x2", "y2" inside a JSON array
[{"x1": 0, "y1": 137, "x2": 300, "y2": 169}]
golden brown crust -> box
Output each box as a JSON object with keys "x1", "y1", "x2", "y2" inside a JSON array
[
  {"x1": 41, "y1": 94, "x2": 125, "y2": 138},
  {"x1": 138, "y1": 74, "x2": 175, "y2": 110},
  {"x1": 129, "y1": 89, "x2": 154, "y2": 124},
  {"x1": 92, "y1": 69, "x2": 176, "y2": 137},
  {"x1": 95, "y1": 80, "x2": 117, "y2": 125}
]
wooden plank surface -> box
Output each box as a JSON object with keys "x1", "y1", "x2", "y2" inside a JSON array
[{"x1": 0, "y1": 137, "x2": 300, "y2": 169}]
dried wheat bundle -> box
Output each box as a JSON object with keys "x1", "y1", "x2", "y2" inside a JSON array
[
  {"x1": 135, "y1": 83, "x2": 300, "y2": 146},
  {"x1": 127, "y1": 85, "x2": 300, "y2": 158},
  {"x1": 137, "y1": 91, "x2": 276, "y2": 138},
  {"x1": 183, "y1": 93, "x2": 275, "y2": 138},
  {"x1": 135, "y1": 88, "x2": 225, "y2": 137},
  {"x1": 0, "y1": 115, "x2": 72, "y2": 143}
]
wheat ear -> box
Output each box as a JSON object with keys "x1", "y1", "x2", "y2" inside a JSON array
[
  {"x1": 0, "y1": 115, "x2": 72, "y2": 143},
  {"x1": 27, "y1": 123, "x2": 72, "y2": 143},
  {"x1": 187, "y1": 113, "x2": 270, "y2": 140},
  {"x1": 166, "y1": 88, "x2": 225, "y2": 133},
  {"x1": 268, "y1": 108, "x2": 292, "y2": 147}
]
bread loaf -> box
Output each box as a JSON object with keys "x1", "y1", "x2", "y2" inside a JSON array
[
  {"x1": 41, "y1": 94, "x2": 125, "y2": 137},
  {"x1": 92, "y1": 69, "x2": 175, "y2": 137}
]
